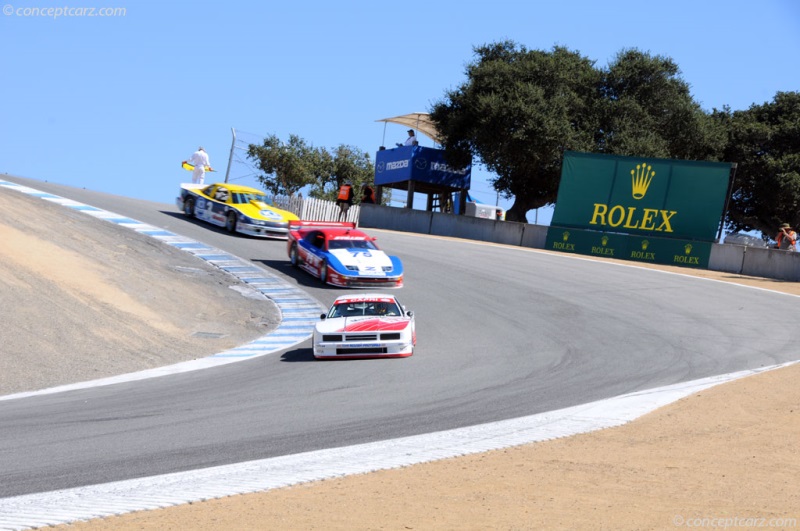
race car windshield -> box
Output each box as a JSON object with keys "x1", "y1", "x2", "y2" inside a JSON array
[
  {"x1": 327, "y1": 239, "x2": 378, "y2": 250},
  {"x1": 329, "y1": 301, "x2": 401, "y2": 317},
  {"x1": 232, "y1": 192, "x2": 273, "y2": 205}
]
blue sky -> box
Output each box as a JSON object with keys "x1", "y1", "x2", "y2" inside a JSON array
[{"x1": 1, "y1": 0, "x2": 798, "y2": 225}]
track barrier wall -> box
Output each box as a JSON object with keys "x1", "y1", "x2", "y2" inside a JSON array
[{"x1": 359, "y1": 204, "x2": 800, "y2": 282}]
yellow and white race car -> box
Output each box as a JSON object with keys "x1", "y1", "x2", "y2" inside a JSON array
[{"x1": 177, "y1": 182, "x2": 299, "y2": 239}]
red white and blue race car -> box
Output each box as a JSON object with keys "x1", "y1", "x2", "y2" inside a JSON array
[
  {"x1": 287, "y1": 221, "x2": 404, "y2": 288},
  {"x1": 313, "y1": 293, "x2": 415, "y2": 359}
]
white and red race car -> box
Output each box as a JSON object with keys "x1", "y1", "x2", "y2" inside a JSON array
[
  {"x1": 313, "y1": 294, "x2": 416, "y2": 359},
  {"x1": 287, "y1": 221, "x2": 404, "y2": 288}
]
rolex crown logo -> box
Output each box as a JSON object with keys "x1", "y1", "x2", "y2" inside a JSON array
[
  {"x1": 631, "y1": 163, "x2": 655, "y2": 200},
  {"x1": 562, "y1": 231, "x2": 570, "y2": 242}
]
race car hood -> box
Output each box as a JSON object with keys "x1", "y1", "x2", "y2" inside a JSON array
[
  {"x1": 328, "y1": 248, "x2": 393, "y2": 272},
  {"x1": 237, "y1": 201, "x2": 297, "y2": 223},
  {"x1": 316, "y1": 316, "x2": 411, "y2": 333}
]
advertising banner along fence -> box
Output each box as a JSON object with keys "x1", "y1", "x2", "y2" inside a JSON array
[
  {"x1": 546, "y1": 151, "x2": 734, "y2": 268},
  {"x1": 374, "y1": 145, "x2": 471, "y2": 190}
]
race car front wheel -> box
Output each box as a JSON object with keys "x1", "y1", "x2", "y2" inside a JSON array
[
  {"x1": 290, "y1": 243, "x2": 301, "y2": 267},
  {"x1": 225, "y1": 211, "x2": 237, "y2": 233},
  {"x1": 183, "y1": 197, "x2": 195, "y2": 217}
]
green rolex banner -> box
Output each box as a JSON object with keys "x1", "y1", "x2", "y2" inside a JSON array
[{"x1": 546, "y1": 151, "x2": 733, "y2": 268}]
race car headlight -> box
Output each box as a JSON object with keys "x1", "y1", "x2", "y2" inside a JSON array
[
  {"x1": 382, "y1": 266, "x2": 393, "y2": 272},
  {"x1": 322, "y1": 334, "x2": 343, "y2": 341},
  {"x1": 345, "y1": 265, "x2": 359, "y2": 271}
]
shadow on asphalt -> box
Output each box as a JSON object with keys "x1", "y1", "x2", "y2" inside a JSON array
[{"x1": 280, "y1": 347, "x2": 317, "y2": 362}]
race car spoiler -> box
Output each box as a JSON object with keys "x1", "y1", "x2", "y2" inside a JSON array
[{"x1": 288, "y1": 221, "x2": 356, "y2": 230}]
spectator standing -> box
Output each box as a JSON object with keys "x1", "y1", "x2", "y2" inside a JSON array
[
  {"x1": 776, "y1": 223, "x2": 798, "y2": 251},
  {"x1": 187, "y1": 147, "x2": 211, "y2": 184},
  {"x1": 361, "y1": 184, "x2": 376, "y2": 204},
  {"x1": 336, "y1": 182, "x2": 354, "y2": 221}
]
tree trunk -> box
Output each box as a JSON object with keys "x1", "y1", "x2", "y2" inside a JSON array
[{"x1": 505, "y1": 200, "x2": 530, "y2": 223}]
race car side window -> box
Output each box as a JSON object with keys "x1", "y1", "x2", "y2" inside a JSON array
[{"x1": 309, "y1": 232, "x2": 325, "y2": 249}]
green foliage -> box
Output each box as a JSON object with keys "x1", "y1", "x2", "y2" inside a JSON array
[
  {"x1": 431, "y1": 41, "x2": 599, "y2": 222},
  {"x1": 248, "y1": 44, "x2": 798, "y2": 233},
  {"x1": 598, "y1": 49, "x2": 726, "y2": 161},
  {"x1": 247, "y1": 135, "x2": 381, "y2": 204},
  {"x1": 721, "y1": 92, "x2": 800, "y2": 236},
  {"x1": 307, "y1": 144, "x2": 376, "y2": 202},
  {"x1": 246, "y1": 134, "x2": 327, "y2": 196},
  {"x1": 430, "y1": 42, "x2": 728, "y2": 222}
]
